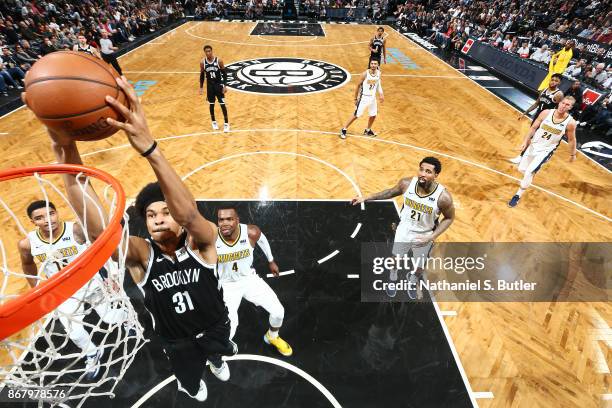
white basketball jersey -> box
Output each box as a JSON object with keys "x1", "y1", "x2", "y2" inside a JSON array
[
  {"x1": 28, "y1": 221, "x2": 85, "y2": 278},
  {"x1": 216, "y1": 224, "x2": 254, "y2": 283},
  {"x1": 361, "y1": 69, "x2": 381, "y2": 97},
  {"x1": 531, "y1": 110, "x2": 572, "y2": 152},
  {"x1": 398, "y1": 177, "x2": 445, "y2": 233}
]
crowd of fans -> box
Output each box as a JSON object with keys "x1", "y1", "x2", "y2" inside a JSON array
[
  {"x1": 0, "y1": 1, "x2": 185, "y2": 96},
  {"x1": 394, "y1": 0, "x2": 611, "y2": 133}
]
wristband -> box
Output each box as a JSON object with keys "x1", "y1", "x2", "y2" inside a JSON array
[{"x1": 141, "y1": 141, "x2": 157, "y2": 157}]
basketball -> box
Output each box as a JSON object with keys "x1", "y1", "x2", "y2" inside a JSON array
[{"x1": 23, "y1": 51, "x2": 129, "y2": 141}]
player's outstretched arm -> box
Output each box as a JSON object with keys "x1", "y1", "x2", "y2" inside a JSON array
[
  {"x1": 519, "y1": 95, "x2": 540, "y2": 119},
  {"x1": 46, "y1": 132, "x2": 151, "y2": 283},
  {"x1": 105, "y1": 77, "x2": 217, "y2": 256},
  {"x1": 248, "y1": 224, "x2": 279, "y2": 276},
  {"x1": 352, "y1": 178, "x2": 410, "y2": 205}
]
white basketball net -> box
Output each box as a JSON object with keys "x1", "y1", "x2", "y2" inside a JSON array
[{"x1": 0, "y1": 170, "x2": 146, "y2": 407}]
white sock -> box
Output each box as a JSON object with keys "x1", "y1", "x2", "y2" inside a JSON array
[
  {"x1": 516, "y1": 188, "x2": 526, "y2": 197},
  {"x1": 268, "y1": 329, "x2": 279, "y2": 339}
]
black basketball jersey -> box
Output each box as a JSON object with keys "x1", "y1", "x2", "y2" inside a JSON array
[
  {"x1": 537, "y1": 88, "x2": 562, "y2": 112},
  {"x1": 203, "y1": 57, "x2": 221, "y2": 85},
  {"x1": 77, "y1": 44, "x2": 96, "y2": 57},
  {"x1": 371, "y1": 36, "x2": 384, "y2": 56},
  {"x1": 137, "y1": 233, "x2": 227, "y2": 340}
]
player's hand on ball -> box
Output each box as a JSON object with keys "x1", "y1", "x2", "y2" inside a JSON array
[
  {"x1": 269, "y1": 261, "x2": 280, "y2": 277},
  {"x1": 351, "y1": 197, "x2": 365, "y2": 205},
  {"x1": 105, "y1": 76, "x2": 155, "y2": 155}
]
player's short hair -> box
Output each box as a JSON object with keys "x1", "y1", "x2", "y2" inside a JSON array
[
  {"x1": 27, "y1": 200, "x2": 56, "y2": 218},
  {"x1": 203, "y1": 44, "x2": 212, "y2": 51},
  {"x1": 420, "y1": 156, "x2": 442, "y2": 174},
  {"x1": 377, "y1": 26, "x2": 384, "y2": 31},
  {"x1": 135, "y1": 182, "x2": 165, "y2": 217},
  {"x1": 551, "y1": 73, "x2": 563, "y2": 80},
  {"x1": 563, "y1": 95, "x2": 576, "y2": 104},
  {"x1": 217, "y1": 205, "x2": 239, "y2": 217}
]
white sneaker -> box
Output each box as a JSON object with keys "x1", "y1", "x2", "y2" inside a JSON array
[
  {"x1": 209, "y1": 360, "x2": 230, "y2": 381},
  {"x1": 223, "y1": 123, "x2": 230, "y2": 132},
  {"x1": 84, "y1": 349, "x2": 102, "y2": 381},
  {"x1": 178, "y1": 379, "x2": 207, "y2": 401},
  {"x1": 509, "y1": 155, "x2": 521, "y2": 164},
  {"x1": 212, "y1": 121, "x2": 219, "y2": 130}
]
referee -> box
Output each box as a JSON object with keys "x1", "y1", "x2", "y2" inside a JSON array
[{"x1": 100, "y1": 31, "x2": 123, "y2": 75}]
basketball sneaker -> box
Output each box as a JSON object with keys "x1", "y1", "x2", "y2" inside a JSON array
[
  {"x1": 223, "y1": 123, "x2": 230, "y2": 132},
  {"x1": 264, "y1": 331, "x2": 293, "y2": 356},
  {"x1": 211, "y1": 121, "x2": 219, "y2": 130},
  {"x1": 340, "y1": 128, "x2": 347, "y2": 139},
  {"x1": 178, "y1": 379, "x2": 207, "y2": 402},
  {"x1": 386, "y1": 268, "x2": 397, "y2": 297},
  {"x1": 509, "y1": 155, "x2": 522, "y2": 164},
  {"x1": 407, "y1": 272, "x2": 419, "y2": 300},
  {"x1": 508, "y1": 195, "x2": 521, "y2": 208},
  {"x1": 84, "y1": 349, "x2": 103, "y2": 381},
  {"x1": 209, "y1": 361, "x2": 230, "y2": 382},
  {"x1": 364, "y1": 129, "x2": 377, "y2": 137}
]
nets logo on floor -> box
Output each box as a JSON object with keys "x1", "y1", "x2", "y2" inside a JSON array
[{"x1": 225, "y1": 58, "x2": 350, "y2": 95}]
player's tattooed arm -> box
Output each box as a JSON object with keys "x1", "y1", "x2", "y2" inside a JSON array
[
  {"x1": 429, "y1": 190, "x2": 455, "y2": 241},
  {"x1": 352, "y1": 178, "x2": 410, "y2": 205},
  {"x1": 519, "y1": 94, "x2": 540, "y2": 119}
]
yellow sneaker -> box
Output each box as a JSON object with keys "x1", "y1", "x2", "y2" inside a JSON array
[{"x1": 264, "y1": 331, "x2": 293, "y2": 356}]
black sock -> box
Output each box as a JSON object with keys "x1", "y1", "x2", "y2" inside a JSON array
[
  {"x1": 220, "y1": 104, "x2": 228, "y2": 123},
  {"x1": 209, "y1": 104, "x2": 216, "y2": 121}
]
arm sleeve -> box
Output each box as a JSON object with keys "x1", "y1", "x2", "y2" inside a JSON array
[
  {"x1": 220, "y1": 67, "x2": 227, "y2": 85},
  {"x1": 257, "y1": 232, "x2": 274, "y2": 262},
  {"x1": 199, "y1": 71, "x2": 205, "y2": 88}
]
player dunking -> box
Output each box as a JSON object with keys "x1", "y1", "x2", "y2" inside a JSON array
[
  {"x1": 508, "y1": 96, "x2": 577, "y2": 207},
  {"x1": 216, "y1": 206, "x2": 293, "y2": 356},
  {"x1": 352, "y1": 157, "x2": 455, "y2": 300},
  {"x1": 369, "y1": 27, "x2": 387, "y2": 67},
  {"x1": 18, "y1": 201, "x2": 128, "y2": 381},
  {"x1": 511, "y1": 73, "x2": 564, "y2": 163},
  {"x1": 199, "y1": 45, "x2": 230, "y2": 132},
  {"x1": 44, "y1": 77, "x2": 236, "y2": 402},
  {"x1": 340, "y1": 59, "x2": 384, "y2": 139}
]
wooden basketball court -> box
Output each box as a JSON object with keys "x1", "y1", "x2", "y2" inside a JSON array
[{"x1": 0, "y1": 21, "x2": 610, "y2": 407}]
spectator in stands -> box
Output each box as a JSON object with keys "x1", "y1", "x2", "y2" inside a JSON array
[
  {"x1": 1, "y1": 47, "x2": 29, "y2": 72},
  {"x1": 40, "y1": 36, "x2": 57, "y2": 55},
  {"x1": 517, "y1": 42, "x2": 530, "y2": 58},
  {"x1": 0, "y1": 58, "x2": 24, "y2": 89},
  {"x1": 530, "y1": 45, "x2": 551, "y2": 64},
  {"x1": 502, "y1": 34, "x2": 512, "y2": 51},
  {"x1": 20, "y1": 40, "x2": 41, "y2": 60},
  {"x1": 13, "y1": 44, "x2": 38, "y2": 68},
  {"x1": 565, "y1": 59, "x2": 585, "y2": 79},
  {"x1": 565, "y1": 80, "x2": 584, "y2": 118},
  {"x1": 99, "y1": 31, "x2": 122, "y2": 76},
  {"x1": 578, "y1": 23, "x2": 596, "y2": 38}
]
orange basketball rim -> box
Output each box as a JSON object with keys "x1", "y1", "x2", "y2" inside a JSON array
[{"x1": 0, "y1": 164, "x2": 125, "y2": 340}]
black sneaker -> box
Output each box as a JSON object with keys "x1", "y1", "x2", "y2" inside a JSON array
[
  {"x1": 365, "y1": 129, "x2": 377, "y2": 137},
  {"x1": 339, "y1": 128, "x2": 347, "y2": 139}
]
